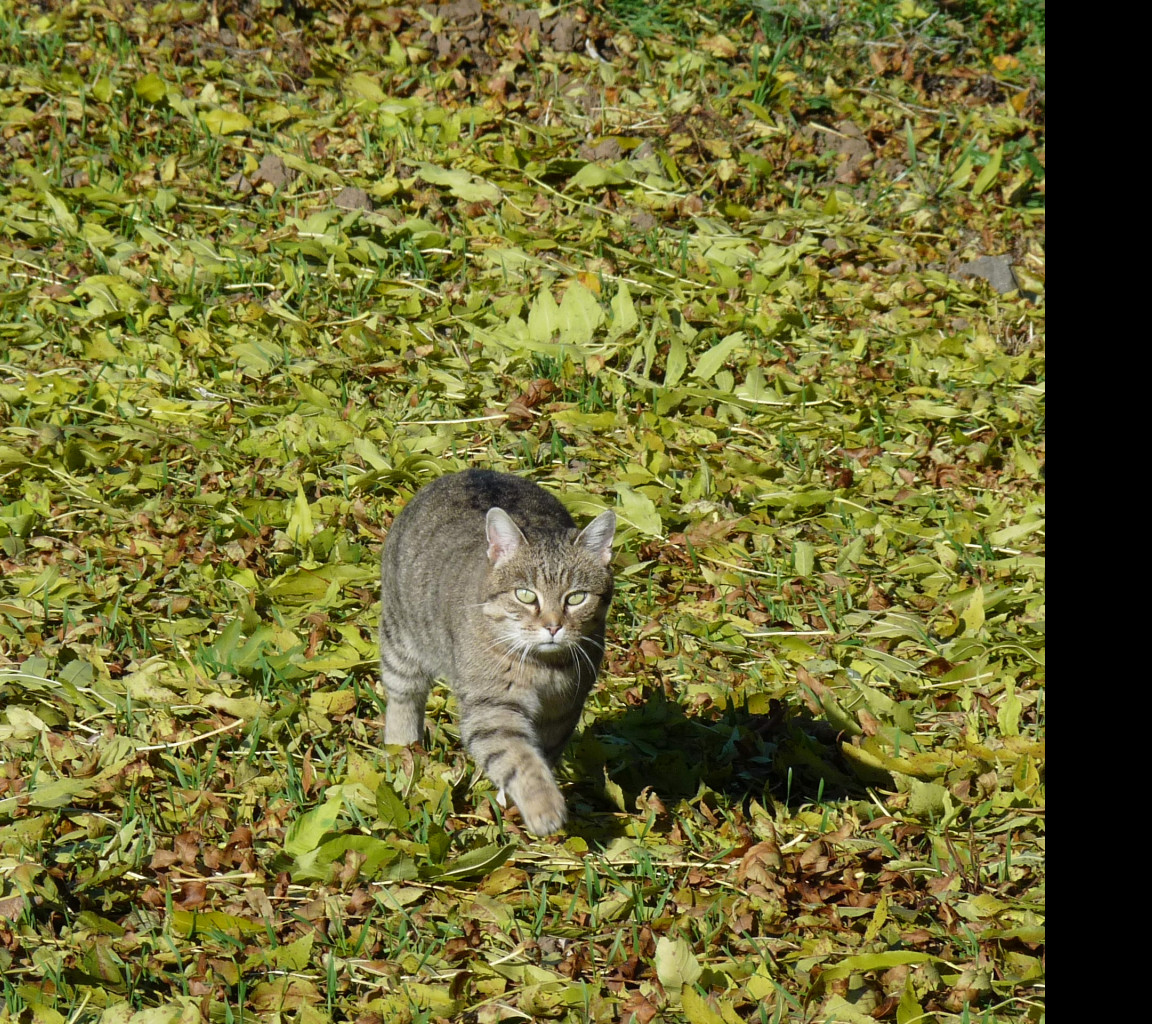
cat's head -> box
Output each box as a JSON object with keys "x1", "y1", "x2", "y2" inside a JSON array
[{"x1": 482, "y1": 506, "x2": 616, "y2": 661}]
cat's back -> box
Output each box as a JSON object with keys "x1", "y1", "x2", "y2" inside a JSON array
[
  {"x1": 391, "y1": 469, "x2": 574, "y2": 545},
  {"x1": 381, "y1": 470, "x2": 576, "y2": 595}
]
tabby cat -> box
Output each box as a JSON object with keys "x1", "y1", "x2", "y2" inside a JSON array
[{"x1": 379, "y1": 469, "x2": 616, "y2": 835}]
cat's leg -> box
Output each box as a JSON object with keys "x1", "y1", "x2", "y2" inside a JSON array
[
  {"x1": 381, "y1": 670, "x2": 432, "y2": 745},
  {"x1": 379, "y1": 620, "x2": 432, "y2": 745},
  {"x1": 459, "y1": 700, "x2": 567, "y2": 834},
  {"x1": 538, "y1": 704, "x2": 585, "y2": 765}
]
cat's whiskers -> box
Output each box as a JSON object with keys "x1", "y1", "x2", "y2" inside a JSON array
[
  {"x1": 560, "y1": 651, "x2": 584, "y2": 698},
  {"x1": 483, "y1": 631, "x2": 529, "y2": 660},
  {"x1": 568, "y1": 635, "x2": 600, "y2": 678},
  {"x1": 478, "y1": 628, "x2": 535, "y2": 673}
]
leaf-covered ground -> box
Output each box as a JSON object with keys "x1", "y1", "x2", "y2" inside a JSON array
[{"x1": 0, "y1": 1, "x2": 1044, "y2": 1021}]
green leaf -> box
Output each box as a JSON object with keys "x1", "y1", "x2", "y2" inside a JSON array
[
  {"x1": 972, "y1": 144, "x2": 1004, "y2": 197},
  {"x1": 821, "y1": 996, "x2": 884, "y2": 1024},
  {"x1": 820, "y1": 951, "x2": 938, "y2": 978},
  {"x1": 949, "y1": 155, "x2": 975, "y2": 191},
  {"x1": 962, "y1": 585, "x2": 985, "y2": 635},
  {"x1": 557, "y1": 281, "x2": 604, "y2": 346},
  {"x1": 613, "y1": 482, "x2": 662, "y2": 538},
  {"x1": 896, "y1": 1, "x2": 930, "y2": 21},
  {"x1": 906, "y1": 779, "x2": 951, "y2": 818},
  {"x1": 793, "y1": 540, "x2": 814, "y2": 577},
  {"x1": 997, "y1": 678, "x2": 1022, "y2": 736},
  {"x1": 665, "y1": 335, "x2": 688, "y2": 387},
  {"x1": 134, "y1": 73, "x2": 167, "y2": 102},
  {"x1": 897, "y1": 977, "x2": 935, "y2": 1024},
  {"x1": 42, "y1": 191, "x2": 78, "y2": 235},
  {"x1": 291, "y1": 833, "x2": 417, "y2": 882},
  {"x1": 693, "y1": 331, "x2": 745, "y2": 382},
  {"x1": 171, "y1": 910, "x2": 265, "y2": 939},
  {"x1": 287, "y1": 482, "x2": 314, "y2": 547},
  {"x1": 601, "y1": 769, "x2": 629, "y2": 813},
  {"x1": 374, "y1": 779, "x2": 411, "y2": 828},
  {"x1": 73, "y1": 273, "x2": 145, "y2": 312},
  {"x1": 528, "y1": 287, "x2": 563, "y2": 343},
  {"x1": 429, "y1": 843, "x2": 515, "y2": 880},
  {"x1": 807, "y1": 951, "x2": 943, "y2": 1010},
  {"x1": 609, "y1": 281, "x2": 638, "y2": 338},
  {"x1": 415, "y1": 162, "x2": 502, "y2": 203},
  {"x1": 1012, "y1": 436, "x2": 1042, "y2": 477},
  {"x1": 344, "y1": 72, "x2": 387, "y2": 103},
  {"x1": 283, "y1": 796, "x2": 343, "y2": 857},
  {"x1": 568, "y1": 162, "x2": 628, "y2": 190},
  {"x1": 0, "y1": 777, "x2": 93, "y2": 816},
  {"x1": 272, "y1": 934, "x2": 314, "y2": 971}
]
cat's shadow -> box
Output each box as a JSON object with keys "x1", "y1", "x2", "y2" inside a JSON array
[{"x1": 563, "y1": 683, "x2": 872, "y2": 844}]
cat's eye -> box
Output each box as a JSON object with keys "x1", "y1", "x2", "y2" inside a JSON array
[
  {"x1": 515, "y1": 588, "x2": 538, "y2": 605},
  {"x1": 564, "y1": 591, "x2": 588, "y2": 607}
]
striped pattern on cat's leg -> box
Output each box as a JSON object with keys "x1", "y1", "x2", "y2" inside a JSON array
[
  {"x1": 381, "y1": 672, "x2": 431, "y2": 746},
  {"x1": 460, "y1": 700, "x2": 567, "y2": 834},
  {"x1": 379, "y1": 622, "x2": 432, "y2": 746},
  {"x1": 538, "y1": 704, "x2": 585, "y2": 765},
  {"x1": 504, "y1": 755, "x2": 567, "y2": 835}
]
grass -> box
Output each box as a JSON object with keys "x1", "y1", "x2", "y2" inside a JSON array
[{"x1": 0, "y1": 0, "x2": 1043, "y2": 1021}]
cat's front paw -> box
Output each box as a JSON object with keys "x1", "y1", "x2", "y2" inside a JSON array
[{"x1": 511, "y1": 780, "x2": 567, "y2": 835}]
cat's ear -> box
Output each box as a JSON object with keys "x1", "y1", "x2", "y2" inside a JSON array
[
  {"x1": 486, "y1": 507, "x2": 526, "y2": 567},
  {"x1": 576, "y1": 510, "x2": 615, "y2": 566}
]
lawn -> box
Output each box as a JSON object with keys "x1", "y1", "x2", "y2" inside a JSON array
[{"x1": 0, "y1": 1, "x2": 1044, "y2": 1021}]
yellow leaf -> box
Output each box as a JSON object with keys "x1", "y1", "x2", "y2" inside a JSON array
[
  {"x1": 962, "y1": 586, "x2": 985, "y2": 635},
  {"x1": 864, "y1": 895, "x2": 889, "y2": 942},
  {"x1": 345, "y1": 71, "x2": 387, "y2": 103},
  {"x1": 576, "y1": 270, "x2": 601, "y2": 295},
  {"x1": 558, "y1": 280, "x2": 604, "y2": 346},
  {"x1": 1010, "y1": 87, "x2": 1032, "y2": 113},
  {"x1": 665, "y1": 335, "x2": 687, "y2": 387},
  {"x1": 134, "y1": 72, "x2": 167, "y2": 102},
  {"x1": 309, "y1": 690, "x2": 358, "y2": 716},
  {"x1": 199, "y1": 109, "x2": 252, "y2": 135},
  {"x1": 171, "y1": 910, "x2": 264, "y2": 939},
  {"x1": 287, "y1": 482, "x2": 314, "y2": 547},
  {"x1": 896, "y1": 0, "x2": 929, "y2": 20},
  {"x1": 655, "y1": 936, "x2": 702, "y2": 991},
  {"x1": 681, "y1": 986, "x2": 726, "y2": 1024},
  {"x1": 997, "y1": 678, "x2": 1022, "y2": 737},
  {"x1": 971, "y1": 145, "x2": 1003, "y2": 197},
  {"x1": 699, "y1": 34, "x2": 738, "y2": 59}
]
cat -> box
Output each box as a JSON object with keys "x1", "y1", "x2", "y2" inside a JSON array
[{"x1": 378, "y1": 469, "x2": 616, "y2": 835}]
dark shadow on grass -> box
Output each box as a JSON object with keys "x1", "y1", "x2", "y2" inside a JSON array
[{"x1": 563, "y1": 683, "x2": 878, "y2": 844}]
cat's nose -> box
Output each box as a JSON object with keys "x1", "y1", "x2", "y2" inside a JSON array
[{"x1": 546, "y1": 624, "x2": 562, "y2": 636}]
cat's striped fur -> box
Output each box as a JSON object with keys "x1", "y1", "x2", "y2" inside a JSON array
[{"x1": 379, "y1": 469, "x2": 615, "y2": 834}]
